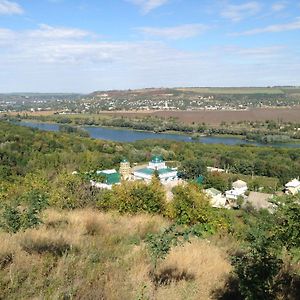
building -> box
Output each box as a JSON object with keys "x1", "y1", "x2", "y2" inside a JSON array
[
  {"x1": 232, "y1": 180, "x2": 248, "y2": 193},
  {"x1": 205, "y1": 188, "x2": 227, "y2": 208},
  {"x1": 133, "y1": 155, "x2": 178, "y2": 183},
  {"x1": 226, "y1": 179, "x2": 248, "y2": 201},
  {"x1": 285, "y1": 178, "x2": 300, "y2": 195},
  {"x1": 91, "y1": 169, "x2": 121, "y2": 190},
  {"x1": 119, "y1": 158, "x2": 131, "y2": 180}
]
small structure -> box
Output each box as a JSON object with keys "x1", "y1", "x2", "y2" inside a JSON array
[
  {"x1": 133, "y1": 155, "x2": 178, "y2": 183},
  {"x1": 91, "y1": 169, "x2": 121, "y2": 190},
  {"x1": 207, "y1": 167, "x2": 225, "y2": 173},
  {"x1": 285, "y1": 179, "x2": 300, "y2": 195},
  {"x1": 205, "y1": 188, "x2": 227, "y2": 208},
  {"x1": 232, "y1": 180, "x2": 248, "y2": 193},
  {"x1": 119, "y1": 158, "x2": 131, "y2": 180},
  {"x1": 226, "y1": 180, "x2": 248, "y2": 201}
]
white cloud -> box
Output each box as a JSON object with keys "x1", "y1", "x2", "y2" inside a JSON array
[
  {"x1": 0, "y1": 0, "x2": 23, "y2": 15},
  {"x1": 221, "y1": 2, "x2": 261, "y2": 22},
  {"x1": 233, "y1": 17, "x2": 300, "y2": 36},
  {"x1": 0, "y1": 24, "x2": 298, "y2": 92},
  {"x1": 27, "y1": 24, "x2": 93, "y2": 39},
  {"x1": 271, "y1": 2, "x2": 287, "y2": 12},
  {"x1": 137, "y1": 24, "x2": 209, "y2": 39},
  {"x1": 126, "y1": 0, "x2": 169, "y2": 14}
]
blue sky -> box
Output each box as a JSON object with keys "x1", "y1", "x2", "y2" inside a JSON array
[{"x1": 0, "y1": 0, "x2": 299, "y2": 92}]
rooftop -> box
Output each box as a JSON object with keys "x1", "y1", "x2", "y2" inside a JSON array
[
  {"x1": 285, "y1": 179, "x2": 300, "y2": 188},
  {"x1": 205, "y1": 187, "x2": 222, "y2": 196},
  {"x1": 151, "y1": 155, "x2": 164, "y2": 164},
  {"x1": 135, "y1": 167, "x2": 175, "y2": 176},
  {"x1": 232, "y1": 180, "x2": 247, "y2": 189},
  {"x1": 97, "y1": 169, "x2": 121, "y2": 185}
]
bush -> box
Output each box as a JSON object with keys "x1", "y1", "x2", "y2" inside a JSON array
[
  {"x1": 171, "y1": 184, "x2": 213, "y2": 225},
  {"x1": 21, "y1": 234, "x2": 73, "y2": 256},
  {"x1": 0, "y1": 204, "x2": 42, "y2": 233},
  {"x1": 49, "y1": 173, "x2": 96, "y2": 209},
  {"x1": 112, "y1": 177, "x2": 166, "y2": 214}
]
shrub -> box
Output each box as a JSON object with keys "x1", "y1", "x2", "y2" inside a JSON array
[
  {"x1": 85, "y1": 218, "x2": 101, "y2": 236},
  {"x1": 112, "y1": 178, "x2": 166, "y2": 214},
  {"x1": 20, "y1": 234, "x2": 73, "y2": 256},
  {"x1": 49, "y1": 173, "x2": 96, "y2": 209},
  {"x1": 171, "y1": 184, "x2": 213, "y2": 225},
  {"x1": 95, "y1": 189, "x2": 115, "y2": 211},
  {"x1": 0, "y1": 205, "x2": 22, "y2": 233},
  {"x1": 0, "y1": 250, "x2": 13, "y2": 270},
  {"x1": 0, "y1": 205, "x2": 42, "y2": 233}
]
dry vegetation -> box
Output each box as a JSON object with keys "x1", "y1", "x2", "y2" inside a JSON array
[{"x1": 0, "y1": 209, "x2": 232, "y2": 300}]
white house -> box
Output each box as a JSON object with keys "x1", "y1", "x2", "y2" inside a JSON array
[
  {"x1": 232, "y1": 180, "x2": 248, "y2": 193},
  {"x1": 134, "y1": 155, "x2": 178, "y2": 183},
  {"x1": 226, "y1": 180, "x2": 248, "y2": 201},
  {"x1": 205, "y1": 188, "x2": 227, "y2": 208},
  {"x1": 285, "y1": 179, "x2": 300, "y2": 195}
]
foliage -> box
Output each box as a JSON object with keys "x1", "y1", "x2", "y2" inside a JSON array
[
  {"x1": 273, "y1": 196, "x2": 300, "y2": 249},
  {"x1": 49, "y1": 173, "x2": 97, "y2": 209},
  {"x1": 112, "y1": 179, "x2": 166, "y2": 214},
  {"x1": 204, "y1": 172, "x2": 229, "y2": 192},
  {"x1": 0, "y1": 204, "x2": 42, "y2": 233},
  {"x1": 171, "y1": 184, "x2": 213, "y2": 225},
  {"x1": 179, "y1": 158, "x2": 207, "y2": 180},
  {"x1": 146, "y1": 223, "x2": 215, "y2": 269},
  {"x1": 232, "y1": 234, "x2": 282, "y2": 300}
]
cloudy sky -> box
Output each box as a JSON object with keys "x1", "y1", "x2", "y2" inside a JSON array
[{"x1": 0, "y1": 0, "x2": 299, "y2": 92}]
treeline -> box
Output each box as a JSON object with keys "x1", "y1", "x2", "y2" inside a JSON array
[{"x1": 1, "y1": 121, "x2": 300, "y2": 186}]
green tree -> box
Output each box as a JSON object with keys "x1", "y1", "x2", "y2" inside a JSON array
[{"x1": 179, "y1": 158, "x2": 207, "y2": 180}]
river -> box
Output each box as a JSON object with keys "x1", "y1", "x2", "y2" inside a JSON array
[{"x1": 17, "y1": 121, "x2": 300, "y2": 148}]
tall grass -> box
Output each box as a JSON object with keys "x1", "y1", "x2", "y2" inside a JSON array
[{"x1": 0, "y1": 209, "x2": 231, "y2": 299}]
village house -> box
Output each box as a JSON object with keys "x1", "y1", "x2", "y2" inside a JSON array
[
  {"x1": 225, "y1": 179, "x2": 248, "y2": 201},
  {"x1": 133, "y1": 155, "x2": 178, "y2": 183},
  {"x1": 204, "y1": 187, "x2": 228, "y2": 208},
  {"x1": 285, "y1": 178, "x2": 300, "y2": 195}
]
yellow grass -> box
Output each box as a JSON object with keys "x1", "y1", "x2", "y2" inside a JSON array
[{"x1": 0, "y1": 209, "x2": 231, "y2": 299}]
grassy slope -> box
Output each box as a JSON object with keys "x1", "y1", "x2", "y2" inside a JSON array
[{"x1": 0, "y1": 209, "x2": 231, "y2": 300}]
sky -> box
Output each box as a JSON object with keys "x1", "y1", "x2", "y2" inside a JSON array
[{"x1": 0, "y1": 0, "x2": 300, "y2": 92}]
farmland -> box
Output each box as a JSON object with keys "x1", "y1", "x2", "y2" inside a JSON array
[{"x1": 98, "y1": 106, "x2": 300, "y2": 125}]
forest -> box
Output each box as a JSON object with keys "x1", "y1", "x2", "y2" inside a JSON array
[{"x1": 0, "y1": 121, "x2": 300, "y2": 299}]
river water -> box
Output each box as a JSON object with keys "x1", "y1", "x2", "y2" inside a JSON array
[{"x1": 17, "y1": 121, "x2": 300, "y2": 148}]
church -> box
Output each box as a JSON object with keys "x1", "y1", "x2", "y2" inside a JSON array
[{"x1": 133, "y1": 155, "x2": 178, "y2": 183}]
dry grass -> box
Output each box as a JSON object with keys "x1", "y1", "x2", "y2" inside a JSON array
[
  {"x1": 0, "y1": 209, "x2": 231, "y2": 299},
  {"x1": 129, "y1": 238, "x2": 232, "y2": 300}
]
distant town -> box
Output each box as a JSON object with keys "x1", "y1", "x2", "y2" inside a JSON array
[{"x1": 1, "y1": 86, "x2": 300, "y2": 114}]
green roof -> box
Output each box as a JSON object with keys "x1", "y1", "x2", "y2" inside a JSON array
[
  {"x1": 196, "y1": 175, "x2": 204, "y2": 184},
  {"x1": 121, "y1": 158, "x2": 128, "y2": 163},
  {"x1": 206, "y1": 187, "x2": 221, "y2": 196},
  {"x1": 98, "y1": 172, "x2": 121, "y2": 185},
  {"x1": 151, "y1": 155, "x2": 164, "y2": 163},
  {"x1": 135, "y1": 167, "x2": 175, "y2": 176}
]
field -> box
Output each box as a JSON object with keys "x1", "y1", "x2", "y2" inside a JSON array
[
  {"x1": 175, "y1": 87, "x2": 285, "y2": 94},
  {"x1": 98, "y1": 107, "x2": 300, "y2": 125}
]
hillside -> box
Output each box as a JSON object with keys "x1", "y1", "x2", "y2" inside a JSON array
[{"x1": 1, "y1": 122, "x2": 300, "y2": 299}]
